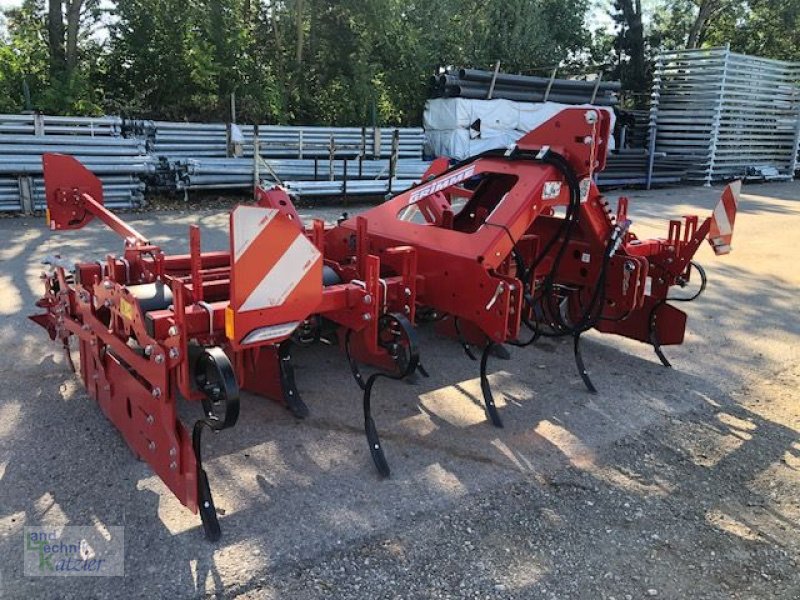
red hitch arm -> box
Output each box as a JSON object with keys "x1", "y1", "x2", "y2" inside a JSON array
[{"x1": 43, "y1": 153, "x2": 149, "y2": 245}]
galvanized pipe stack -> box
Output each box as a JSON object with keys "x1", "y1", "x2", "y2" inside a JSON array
[
  {"x1": 138, "y1": 121, "x2": 429, "y2": 195},
  {"x1": 0, "y1": 114, "x2": 430, "y2": 210},
  {"x1": 171, "y1": 157, "x2": 431, "y2": 192},
  {"x1": 0, "y1": 115, "x2": 152, "y2": 212},
  {"x1": 0, "y1": 114, "x2": 122, "y2": 136},
  {"x1": 138, "y1": 120, "x2": 425, "y2": 160}
]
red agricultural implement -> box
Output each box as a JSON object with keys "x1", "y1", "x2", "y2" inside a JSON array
[{"x1": 30, "y1": 107, "x2": 738, "y2": 540}]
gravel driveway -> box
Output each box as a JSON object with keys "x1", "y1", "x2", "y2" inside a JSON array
[{"x1": 0, "y1": 182, "x2": 798, "y2": 599}]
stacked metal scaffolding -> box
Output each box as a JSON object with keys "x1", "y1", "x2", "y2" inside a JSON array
[
  {"x1": 0, "y1": 115, "x2": 151, "y2": 212},
  {"x1": 649, "y1": 46, "x2": 800, "y2": 185}
]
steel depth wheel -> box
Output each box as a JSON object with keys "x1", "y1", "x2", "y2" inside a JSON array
[
  {"x1": 193, "y1": 346, "x2": 240, "y2": 430},
  {"x1": 377, "y1": 313, "x2": 419, "y2": 378},
  {"x1": 191, "y1": 346, "x2": 240, "y2": 541}
]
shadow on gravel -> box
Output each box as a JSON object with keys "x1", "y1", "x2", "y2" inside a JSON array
[{"x1": 0, "y1": 191, "x2": 798, "y2": 597}]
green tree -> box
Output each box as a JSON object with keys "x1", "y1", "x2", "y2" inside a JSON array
[
  {"x1": 0, "y1": 0, "x2": 103, "y2": 113},
  {"x1": 3, "y1": 0, "x2": 599, "y2": 122},
  {"x1": 704, "y1": 0, "x2": 800, "y2": 59},
  {"x1": 611, "y1": 0, "x2": 649, "y2": 106}
]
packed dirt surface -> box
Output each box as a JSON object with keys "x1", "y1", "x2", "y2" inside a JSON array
[{"x1": 0, "y1": 182, "x2": 798, "y2": 599}]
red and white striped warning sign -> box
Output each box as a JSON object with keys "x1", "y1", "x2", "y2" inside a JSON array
[
  {"x1": 228, "y1": 205, "x2": 322, "y2": 346},
  {"x1": 708, "y1": 180, "x2": 739, "y2": 255}
]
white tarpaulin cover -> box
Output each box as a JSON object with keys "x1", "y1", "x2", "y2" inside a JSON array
[
  {"x1": 424, "y1": 98, "x2": 520, "y2": 131},
  {"x1": 425, "y1": 129, "x2": 521, "y2": 159},
  {"x1": 424, "y1": 98, "x2": 615, "y2": 160}
]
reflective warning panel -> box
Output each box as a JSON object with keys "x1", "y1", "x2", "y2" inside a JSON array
[
  {"x1": 708, "y1": 180, "x2": 739, "y2": 255},
  {"x1": 228, "y1": 205, "x2": 322, "y2": 348}
]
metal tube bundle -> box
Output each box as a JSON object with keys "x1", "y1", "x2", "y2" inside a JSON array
[
  {"x1": 597, "y1": 149, "x2": 690, "y2": 187},
  {"x1": 431, "y1": 67, "x2": 620, "y2": 106},
  {"x1": 171, "y1": 156, "x2": 431, "y2": 193},
  {"x1": 142, "y1": 121, "x2": 425, "y2": 160},
  {"x1": 0, "y1": 114, "x2": 122, "y2": 136},
  {"x1": 282, "y1": 178, "x2": 418, "y2": 197},
  {"x1": 0, "y1": 113, "x2": 431, "y2": 209},
  {"x1": 0, "y1": 117, "x2": 151, "y2": 212}
]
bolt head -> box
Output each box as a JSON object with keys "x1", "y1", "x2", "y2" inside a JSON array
[
  {"x1": 154, "y1": 354, "x2": 165, "y2": 364},
  {"x1": 151, "y1": 387, "x2": 161, "y2": 397},
  {"x1": 363, "y1": 294, "x2": 372, "y2": 305},
  {"x1": 168, "y1": 348, "x2": 179, "y2": 359},
  {"x1": 362, "y1": 313, "x2": 372, "y2": 321}
]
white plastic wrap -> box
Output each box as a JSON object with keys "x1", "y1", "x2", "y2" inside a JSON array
[
  {"x1": 425, "y1": 129, "x2": 521, "y2": 160},
  {"x1": 424, "y1": 99, "x2": 616, "y2": 160},
  {"x1": 424, "y1": 98, "x2": 520, "y2": 131}
]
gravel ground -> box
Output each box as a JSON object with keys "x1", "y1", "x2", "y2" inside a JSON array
[{"x1": 0, "y1": 182, "x2": 798, "y2": 599}]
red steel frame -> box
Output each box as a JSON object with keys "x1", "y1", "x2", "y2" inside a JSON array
[{"x1": 30, "y1": 107, "x2": 737, "y2": 540}]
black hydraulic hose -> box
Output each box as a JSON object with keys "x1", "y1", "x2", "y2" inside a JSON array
[
  {"x1": 523, "y1": 152, "x2": 584, "y2": 336},
  {"x1": 505, "y1": 149, "x2": 583, "y2": 341},
  {"x1": 523, "y1": 152, "x2": 582, "y2": 284}
]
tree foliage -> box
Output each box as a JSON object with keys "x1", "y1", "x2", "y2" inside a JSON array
[
  {"x1": 1, "y1": 0, "x2": 799, "y2": 123},
  {"x1": 607, "y1": 0, "x2": 800, "y2": 108},
  {"x1": 1, "y1": 0, "x2": 591, "y2": 124}
]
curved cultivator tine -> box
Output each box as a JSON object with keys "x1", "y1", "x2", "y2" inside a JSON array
[{"x1": 480, "y1": 343, "x2": 504, "y2": 428}]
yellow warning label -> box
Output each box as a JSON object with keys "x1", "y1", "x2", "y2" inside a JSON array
[{"x1": 119, "y1": 298, "x2": 135, "y2": 321}]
